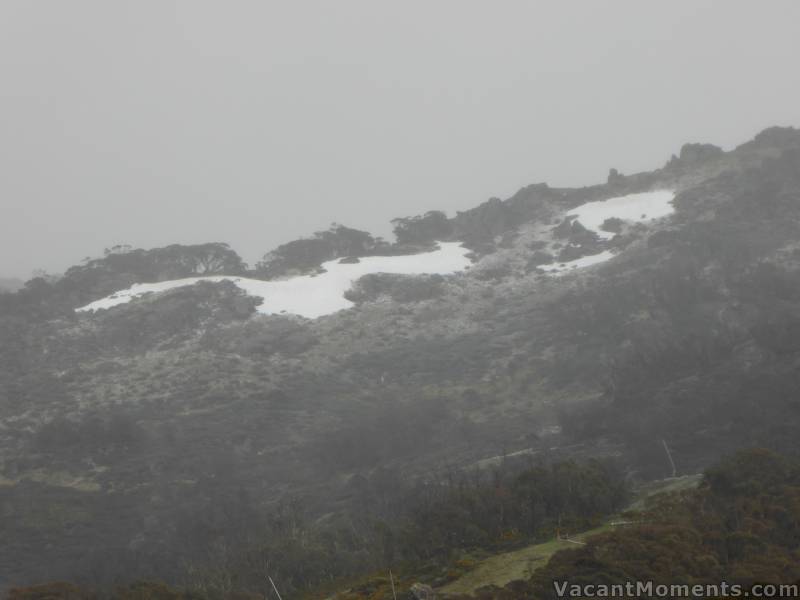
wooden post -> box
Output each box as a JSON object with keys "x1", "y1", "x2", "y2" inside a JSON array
[{"x1": 389, "y1": 569, "x2": 397, "y2": 600}]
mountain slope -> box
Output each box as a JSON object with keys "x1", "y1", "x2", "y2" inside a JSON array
[{"x1": 2, "y1": 127, "x2": 800, "y2": 590}]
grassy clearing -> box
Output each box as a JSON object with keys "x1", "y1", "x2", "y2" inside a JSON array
[
  {"x1": 626, "y1": 473, "x2": 703, "y2": 512},
  {"x1": 438, "y1": 474, "x2": 703, "y2": 596},
  {"x1": 438, "y1": 525, "x2": 611, "y2": 596}
]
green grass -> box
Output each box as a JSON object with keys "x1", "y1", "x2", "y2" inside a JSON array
[
  {"x1": 626, "y1": 473, "x2": 703, "y2": 512},
  {"x1": 438, "y1": 524, "x2": 611, "y2": 596},
  {"x1": 437, "y1": 474, "x2": 704, "y2": 596}
]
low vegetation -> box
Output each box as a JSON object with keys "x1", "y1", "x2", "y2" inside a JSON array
[{"x1": 8, "y1": 449, "x2": 799, "y2": 600}]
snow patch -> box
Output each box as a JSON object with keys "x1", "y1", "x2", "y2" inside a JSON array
[
  {"x1": 540, "y1": 190, "x2": 676, "y2": 275},
  {"x1": 76, "y1": 242, "x2": 472, "y2": 319},
  {"x1": 541, "y1": 250, "x2": 616, "y2": 274},
  {"x1": 567, "y1": 190, "x2": 676, "y2": 240}
]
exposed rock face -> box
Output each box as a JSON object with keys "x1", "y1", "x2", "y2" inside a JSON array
[
  {"x1": 666, "y1": 142, "x2": 724, "y2": 169},
  {"x1": 607, "y1": 167, "x2": 625, "y2": 185},
  {"x1": 680, "y1": 142, "x2": 724, "y2": 162}
]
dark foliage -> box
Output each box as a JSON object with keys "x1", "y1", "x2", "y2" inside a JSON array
[
  {"x1": 456, "y1": 449, "x2": 800, "y2": 600},
  {"x1": 391, "y1": 211, "x2": 453, "y2": 246},
  {"x1": 256, "y1": 225, "x2": 389, "y2": 278},
  {"x1": 344, "y1": 273, "x2": 446, "y2": 304}
]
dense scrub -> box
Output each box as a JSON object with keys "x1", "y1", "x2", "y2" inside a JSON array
[
  {"x1": 458, "y1": 449, "x2": 800, "y2": 600},
  {"x1": 11, "y1": 449, "x2": 800, "y2": 600},
  {"x1": 3, "y1": 457, "x2": 627, "y2": 599},
  {"x1": 540, "y1": 150, "x2": 800, "y2": 475}
]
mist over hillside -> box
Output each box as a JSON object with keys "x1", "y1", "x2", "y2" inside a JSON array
[
  {"x1": 3, "y1": 127, "x2": 800, "y2": 597},
  {"x1": 4, "y1": 2, "x2": 800, "y2": 597}
]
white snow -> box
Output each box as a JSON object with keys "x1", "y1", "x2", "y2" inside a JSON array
[
  {"x1": 567, "y1": 190, "x2": 676, "y2": 240},
  {"x1": 541, "y1": 190, "x2": 675, "y2": 275},
  {"x1": 536, "y1": 190, "x2": 676, "y2": 275},
  {"x1": 541, "y1": 250, "x2": 616, "y2": 274},
  {"x1": 76, "y1": 242, "x2": 472, "y2": 319}
]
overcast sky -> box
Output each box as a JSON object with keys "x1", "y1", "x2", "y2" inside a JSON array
[{"x1": 2, "y1": 1, "x2": 799, "y2": 278}]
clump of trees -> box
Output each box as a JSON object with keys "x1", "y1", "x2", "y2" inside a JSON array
[
  {"x1": 168, "y1": 457, "x2": 626, "y2": 597},
  {"x1": 397, "y1": 459, "x2": 628, "y2": 565},
  {"x1": 391, "y1": 211, "x2": 453, "y2": 246},
  {"x1": 255, "y1": 225, "x2": 390, "y2": 278},
  {"x1": 2, "y1": 243, "x2": 249, "y2": 312},
  {"x1": 63, "y1": 243, "x2": 247, "y2": 301}
]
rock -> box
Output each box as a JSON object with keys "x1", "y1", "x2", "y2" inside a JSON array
[
  {"x1": 600, "y1": 217, "x2": 624, "y2": 234},
  {"x1": 667, "y1": 143, "x2": 724, "y2": 169},
  {"x1": 607, "y1": 168, "x2": 624, "y2": 185},
  {"x1": 679, "y1": 142, "x2": 723, "y2": 163},
  {"x1": 409, "y1": 583, "x2": 436, "y2": 600},
  {"x1": 752, "y1": 126, "x2": 800, "y2": 148}
]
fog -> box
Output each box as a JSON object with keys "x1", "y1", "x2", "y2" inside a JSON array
[{"x1": 1, "y1": 0, "x2": 799, "y2": 278}]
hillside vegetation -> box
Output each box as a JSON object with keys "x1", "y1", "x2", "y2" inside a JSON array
[
  {"x1": 3, "y1": 128, "x2": 800, "y2": 591},
  {"x1": 6, "y1": 449, "x2": 799, "y2": 600}
]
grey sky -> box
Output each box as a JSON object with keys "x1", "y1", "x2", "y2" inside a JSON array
[{"x1": 1, "y1": 1, "x2": 799, "y2": 279}]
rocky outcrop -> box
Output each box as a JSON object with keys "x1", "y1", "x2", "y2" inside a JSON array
[
  {"x1": 409, "y1": 582, "x2": 436, "y2": 600},
  {"x1": 666, "y1": 142, "x2": 724, "y2": 169},
  {"x1": 607, "y1": 168, "x2": 625, "y2": 185}
]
